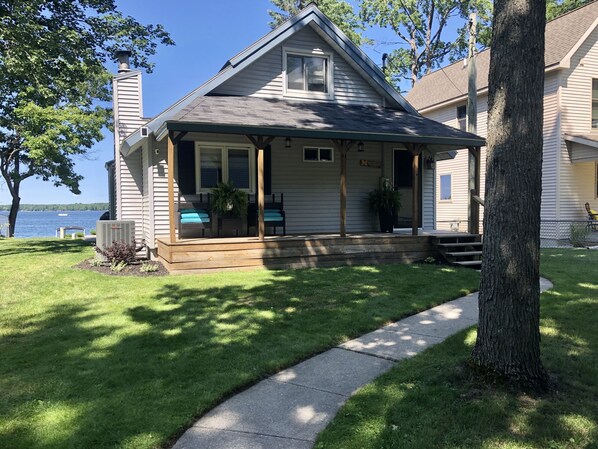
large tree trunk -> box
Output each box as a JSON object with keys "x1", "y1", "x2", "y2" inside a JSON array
[
  {"x1": 471, "y1": 0, "x2": 549, "y2": 390},
  {"x1": 8, "y1": 192, "x2": 20, "y2": 238}
]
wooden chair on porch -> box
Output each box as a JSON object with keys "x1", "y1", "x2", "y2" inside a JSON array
[
  {"x1": 586, "y1": 202, "x2": 598, "y2": 231},
  {"x1": 177, "y1": 193, "x2": 212, "y2": 239},
  {"x1": 247, "y1": 193, "x2": 286, "y2": 236}
]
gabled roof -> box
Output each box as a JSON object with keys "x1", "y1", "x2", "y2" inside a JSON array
[
  {"x1": 121, "y1": 4, "x2": 417, "y2": 155},
  {"x1": 166, "y1": 96, "x2": 484, "y2": 152},
  {"x1": 407, "y1": 0, "x2": 598, "y2": 112}
]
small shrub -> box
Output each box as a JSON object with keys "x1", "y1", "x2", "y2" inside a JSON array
[
  {"x1": 89, "y1": 258, "x2": 103, "y2": 267},
  {"x1": 110, "y1": 260, "x2": 128, "y2": 272},
  {"x1": 424, "y1": 256, "x2": 436, "y2": 264},
  {"x1": 90, "y1": 229, "x2": 96, "y2": 235},
  {"x1": 95, "y1": 241, "x2": 137, "y2": 264},
  {"x1": 140, "y1": 262, "x2": 159, "y2": 273},
  {"x1": 75, "y1": 232, "x2": 84, "y2": 238},
  {"x1": 569, "y1": 224, "x2": 588, "y2": 247}
]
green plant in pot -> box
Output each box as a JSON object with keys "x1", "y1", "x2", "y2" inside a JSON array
[
  {"x1": 211, "y1": 181, "x2": 248, "y2": 218},
  {"x1": 368, "y1": 180, "x2": 401, "y2": 233}
]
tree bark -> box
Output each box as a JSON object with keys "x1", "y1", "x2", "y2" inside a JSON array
[
  {"x1": 471, "y1": 0, "x2": 549, "y2": 390},
  {"x1": 8, "y1": 189, "x2": 20, "y2": 238}
]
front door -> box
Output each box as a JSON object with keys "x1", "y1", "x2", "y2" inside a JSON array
[{"x1": 393, "y1": 149, "x2": 422, "y2": 228}]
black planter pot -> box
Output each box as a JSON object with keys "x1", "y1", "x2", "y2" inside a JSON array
[{"x1": 378, "y1": 209, "x2": 394, "y2": 233}]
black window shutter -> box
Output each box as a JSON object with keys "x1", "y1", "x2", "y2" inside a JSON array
[{"x1": 177, "y1": 141, "x2": 196, "y2": 195}]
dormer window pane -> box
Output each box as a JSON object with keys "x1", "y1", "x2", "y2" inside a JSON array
[
  {"x1": 286, "y1": 53, "x2": 328, "y2": 93},
  {"x1": 305, "y1": 57, "x2": 327, "y2": 92},
  {"x1": 287, "y1": 55, "x2": 304, "y2": 91}
]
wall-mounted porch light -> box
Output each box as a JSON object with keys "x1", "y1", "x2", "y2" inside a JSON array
[
  {"x1": 285, "y1": 137, "x2": 292, "y2": 148},
  {"x1": 357, "y1": 141, "x2": 364, "y2": 152},
  {"x1": 425, "y1": 156, "x2": 435, "y2": 169}
]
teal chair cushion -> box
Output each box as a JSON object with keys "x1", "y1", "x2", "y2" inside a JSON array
[
  {"x1": 180, "y1": 209, "x2": 210, "y2": 224},
  {"x1": 263, "y1": 209, "x2": 283, "y2": 222}
]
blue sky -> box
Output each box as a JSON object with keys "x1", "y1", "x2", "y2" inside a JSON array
[{"x1": 0, "y1": 0, "x2": 441, "y2": 205}]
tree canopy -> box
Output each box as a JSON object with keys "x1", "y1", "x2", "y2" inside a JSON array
[
  {"x1": 268, "y1": 0, "x2": 366, "y2": 45},
  {"x1": 547, "y1": 0, "x2": 594, "y2": 20},
  {"x1": 0, "y1": 0, "x2": 173, "y2": 236},
  {"x1": 360, "y1": 0, "x2": 493, "y2": 87}
]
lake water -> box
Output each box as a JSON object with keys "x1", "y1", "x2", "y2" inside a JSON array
[{"x1": 0, "y1": 210, "x2": 106, "y2": 238}]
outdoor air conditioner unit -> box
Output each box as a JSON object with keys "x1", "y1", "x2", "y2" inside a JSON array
[{"x1": 95, "y1": 220, "x2": 135, "y2": 260}]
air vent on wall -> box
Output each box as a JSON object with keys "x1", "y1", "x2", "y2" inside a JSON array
[{"x1": 140, "y1": 127, "x2": 149, "y2": 137}]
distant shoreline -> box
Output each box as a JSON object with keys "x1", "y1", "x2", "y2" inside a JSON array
[{"x1": 0, "y1": 203, "x2": 109, "y2": 212}]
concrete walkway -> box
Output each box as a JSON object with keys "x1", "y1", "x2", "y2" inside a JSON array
[{"x1": 173, "y1": 278, "x2": 553, "y2": 449}]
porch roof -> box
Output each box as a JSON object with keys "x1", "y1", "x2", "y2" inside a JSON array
[
  {"x1": 564, "y1": 133, "x2": 598, "y2": 163},
  {"x1": 165, "y1": 96, "x2": 485, "y2": 152}
]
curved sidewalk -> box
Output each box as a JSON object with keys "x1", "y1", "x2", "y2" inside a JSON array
[{"x1": 174, "y1": 278, "x2": 553, "y2": 449}]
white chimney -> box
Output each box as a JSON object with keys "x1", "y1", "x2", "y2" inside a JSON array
[{"x1": 116, "y1": 50, "x2": 132, "y2": 73}]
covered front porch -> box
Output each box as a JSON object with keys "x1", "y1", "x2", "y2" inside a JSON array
[{"x1": 142, "y1": 97, "x2": 485, "y2": 247}]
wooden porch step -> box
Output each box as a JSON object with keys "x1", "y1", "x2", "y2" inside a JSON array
[
  {"x1": 446, "y1": 250, "x2": 483, "y2": 257},
  {"x1": 454, "y1": 260, "x2": 482, "y2": 268},
  {"x1": 433, "y1": 234, "x2": 483, "y2": 269}
]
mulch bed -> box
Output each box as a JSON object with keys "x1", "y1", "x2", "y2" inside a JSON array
[{"x1": 75, "y1": 259, "x2": 169, "y2": 276}]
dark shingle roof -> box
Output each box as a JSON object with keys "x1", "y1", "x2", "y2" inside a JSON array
[
  {"x1": 407, "y1": 1, "x2": 598, "y2": 111},
  {"x1": 168, "y1": 96, "x2": 484, "y2": 151}
]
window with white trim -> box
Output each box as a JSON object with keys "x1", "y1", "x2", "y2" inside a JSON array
[
  {"x1": 195, "y1": 143, "x2": 254, "y2": 192},
  {"x1": 592, "y1": 80, "x2": 598, "y2": 129},
  {"x1": 284, "y1": 49, "x2": 332, "y2": 98},
  {"x1": 440, "y1": 174, "x2": 452, "y2": 201},
  {"x1": 303, "y1": 147, "x2": 333, "y2": 162}
]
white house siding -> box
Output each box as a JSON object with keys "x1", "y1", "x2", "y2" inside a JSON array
[
  {"x1": 210, "y1": 25, "x2": 384, "y2": 106},
  {"x1": 559, "y1": 26, "x2": 598, "y2": 221},
  {"x1": 429, "y1": 73, "x2": 558, "y2": 233},
  {"x1": 112, "y1": 71, "x2": 145, "y2": 242}
]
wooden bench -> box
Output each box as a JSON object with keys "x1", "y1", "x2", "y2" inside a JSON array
[
  {"x1": 247, "y1": 193, "x2": 286, "y2": 236},
  {"x1": 178, "y1": 193, "x2": 212, "y2": 239}
]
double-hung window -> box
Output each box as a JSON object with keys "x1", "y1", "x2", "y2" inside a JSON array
[
  {"x1": 303, "y1": 147, "x2": 334, "y2": 162},
  {"x1": 284, "y1": 49, "x2": 332, "y2": 98},
  {"x1": 457, "y1": 105, "x2": 467, "y2": 131},
  {"x1": 195, "y1": 143, "x2": 254, "y2": 193},
  {"x1": 440, "y1": 174, "x2": 452, "y2": 201}
]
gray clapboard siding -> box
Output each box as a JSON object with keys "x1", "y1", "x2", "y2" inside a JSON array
[
  {"x1": 210, "y1": 25, "x2": 384, "y2": 106},
  {"x1": 559, "y1": 26, "x2": 598, "y2": 220}
]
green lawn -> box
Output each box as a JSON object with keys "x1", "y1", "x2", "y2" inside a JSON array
[
  {"x1": 315, "y1": 249, "x2": 598, "y2": 449},
  {"x1": 0, "y1": 238, "x2": 479, "y2": 449}
]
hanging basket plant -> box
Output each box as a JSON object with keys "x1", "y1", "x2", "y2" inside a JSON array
[{"x1": 211, "y1": 181, "x2": 248, "y2": 218}]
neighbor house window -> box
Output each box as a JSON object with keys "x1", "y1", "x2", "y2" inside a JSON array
[
  {"x1": 457, "y1": 105, "x2": 467, "y2": 131},
  {"x1": 592, "y1": 79, "x2": 598, "y2": 129},
  {"x1": 440, "y1": 174, "x2": 452, "y2": 201},
  {"x1": 303, "y1": 147, "x2": 333, "y2": 162},
  {"x1": 284, "y1": 49, "x2": 331, "y2": 97},
  {"x1": 196, "y1": 143, "x2": 254, "y2": 192}
]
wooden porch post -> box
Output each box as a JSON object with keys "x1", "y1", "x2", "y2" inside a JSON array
[
  {"x1": 406, "y1": 144, "x2": 422, "y2": 236},
  {"x1": 332, "y1": 140, "x2": 355, "y2": 237},
  {"x1": 468, "y1": 146, "x2": 481, "y2": 234},
  {"x1": 167, "y1": 131, "x2": 176, "y2": 243},
  {"x1": 246, "y1": 135, "x2": 275, "y2": 241}
]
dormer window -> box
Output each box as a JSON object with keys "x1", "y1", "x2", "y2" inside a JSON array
[{"x1": 284, "y1": 49, "x2": 332, "y2": 99}]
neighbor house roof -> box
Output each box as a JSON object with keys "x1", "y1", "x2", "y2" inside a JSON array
[
  {"x1": 407, "y1": 0, "x2": 598, "y2": 111},
  {"x1": 166, "y1": 96, "x2": 484, "y2": 152},
  {"x1": 121, "y1": 4, "x2": 417, "y2": 155}
]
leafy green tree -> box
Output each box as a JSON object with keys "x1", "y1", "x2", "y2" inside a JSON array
[
  {"x1": 268, "y1": 0, "x2": 365, "y2": 45},
  {"x1": 0, "y1": 0, "x2": 173, "y2": 237},
  {"x1": 547, "y1": 0, "x2": 592, "y2": 19},
  {"x1": 360, "y1": 0, "x2": 493, "y2": 87}
]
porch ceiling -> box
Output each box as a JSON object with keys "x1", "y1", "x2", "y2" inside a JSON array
[{"x1": 162, "y1": 96, "x2": 485, "y2": 152}]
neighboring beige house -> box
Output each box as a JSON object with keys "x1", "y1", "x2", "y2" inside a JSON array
[
  {"x1": 110, "y1": 5, "x2": 483, "y2": 270},
  {"x1": 407, "y1": 1, "x2": 598, "y2": 242}
]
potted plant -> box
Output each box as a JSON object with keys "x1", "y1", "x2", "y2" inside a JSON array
[
  {"x1": 368, "y1": 180, "x2": 401, "y2": 233},
  {"x1": 211, "y1": 181, "x2": 248, "y2": 218}
]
